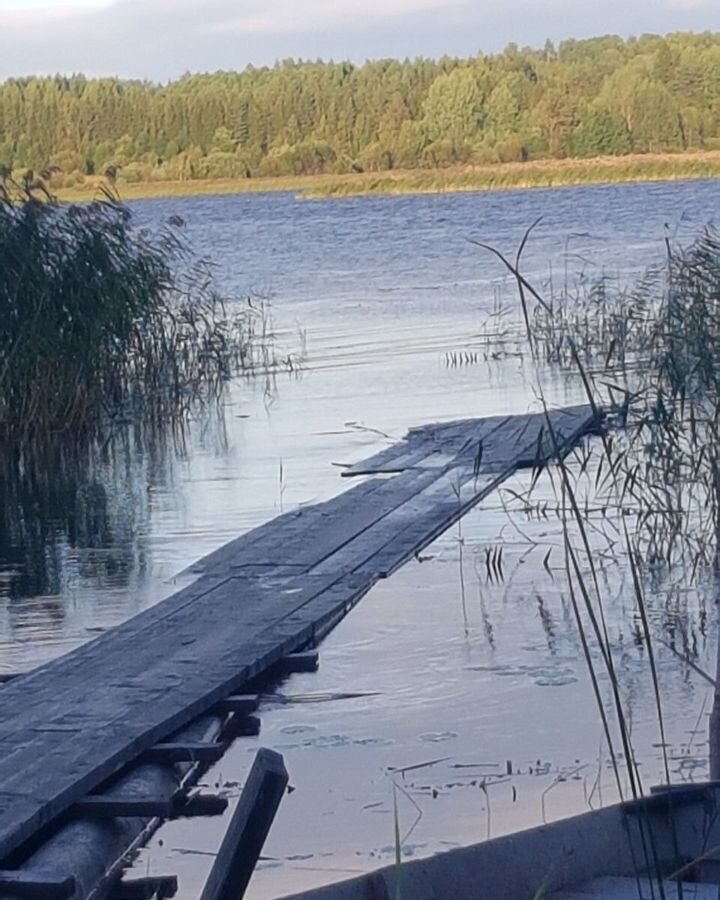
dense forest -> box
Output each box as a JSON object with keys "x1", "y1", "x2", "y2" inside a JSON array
[{"x1": 3, "y1": 32, "x2": 720, "y2": 186}]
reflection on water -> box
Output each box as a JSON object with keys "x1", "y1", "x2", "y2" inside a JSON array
[{"x1": 2, "y1": 180, "x2": 720, "y2": 895}]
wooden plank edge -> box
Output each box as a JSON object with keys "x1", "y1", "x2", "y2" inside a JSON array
[
  {"x1": 0, "y1": 869, "x2": 75, "y2": 900},
  {"x1": 278, "y1": 651, "x2": 319, "y2": 674}
]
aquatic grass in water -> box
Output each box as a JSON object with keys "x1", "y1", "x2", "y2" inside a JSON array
[
  {"x1": 470, "y1": 225, "x2": 720, "y2": 882},
  {"x1": 0, "y1": 178, "x2": 283, "y2": 599},
  {"x1": 0, "y1": 184, "x2": 265, "y2": 442},
  {"x1": 483, "y1": 226, "x2": 720, "y2": 570}
]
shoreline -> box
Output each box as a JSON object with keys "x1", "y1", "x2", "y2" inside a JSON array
[{"x1": 54, "y1": 151, "x2": 720, "y2": 203}]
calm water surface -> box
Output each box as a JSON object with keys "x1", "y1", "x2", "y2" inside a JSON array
[{"x1": 2, "y1": 180, "x2": 720, "y2": 897}]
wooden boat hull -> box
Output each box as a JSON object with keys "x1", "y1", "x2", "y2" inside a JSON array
[{"x1": 278, "y1": 786, "x2": 720, "y2": 900}]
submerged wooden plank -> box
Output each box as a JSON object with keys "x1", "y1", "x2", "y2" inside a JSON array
[
  {"x1": 315, "y1": 407, "x2": 598, "y2": 579},
  {"x1": 191, "y1": 479, "x2": 389, "y2": 576},
  {"x1": 195, "y1": 469, "x2": 440, "y2": 573},
  {"x1": 341, "y1": 414, "x2": 512, "y2": 476}
]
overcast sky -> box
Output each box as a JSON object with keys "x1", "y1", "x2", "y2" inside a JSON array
[{"x1": 1, "y1": 0, "x2": 719, "y2": 82}]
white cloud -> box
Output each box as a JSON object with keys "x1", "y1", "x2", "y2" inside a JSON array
[
  {"x1": 0, "y1": 0, "x2": 106, "y2": 7},
  {"x1": 201, "y1": 0, "x2": 465, "y2": 36},
  {"x1": 1, "y1": 0, "x2": 720, "y2": 80},
  {"x1": 665, "y1": 0, "x2": 714, "y2": 8}
]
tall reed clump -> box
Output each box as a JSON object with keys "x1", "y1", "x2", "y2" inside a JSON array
[
  {"x1": 0, "y1": 179, "x2": 263, "y2": 443},
  {"x1": 0, "y1": 174, "x2": 279, "y2": 599},
  {"x1": 528, "y1": 230, "x2": 720, "y2": 571},
  {"x1": 477, "y1": 224, "x2": 720, "y2": 813}
]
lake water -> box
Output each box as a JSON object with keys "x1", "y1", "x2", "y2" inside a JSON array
[{"x1": 2, "y1": 179, "x2": 720, "y2": 898}]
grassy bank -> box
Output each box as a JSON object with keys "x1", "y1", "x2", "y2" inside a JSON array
[{"x1": 55, "y1": 152, "x2": 720, "y2": 203}]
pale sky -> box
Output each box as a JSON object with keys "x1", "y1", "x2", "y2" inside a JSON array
[{"x1": 1, "y1": 0, "x2": 719, "y2": 82}]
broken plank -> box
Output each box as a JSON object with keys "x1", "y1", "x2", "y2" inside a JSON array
[{"x1": 199, "y1": 749, "x2": 288, "y2": 900}]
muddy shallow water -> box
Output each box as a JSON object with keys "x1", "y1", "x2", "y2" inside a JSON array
[{"x1": 2, "y1": 180, "x2": 720, "y2": 897}]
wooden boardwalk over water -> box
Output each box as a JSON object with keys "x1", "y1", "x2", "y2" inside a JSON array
[{"x1": 0, "y1": 405, "x2": 599, "y2": 869}]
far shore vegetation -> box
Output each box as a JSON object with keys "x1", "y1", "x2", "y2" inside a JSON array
[
  {"x1": 53, "y1": 152, "x2": 720, "y2": 202},
  {"x1": 4, "y1": 32, "x2": 720, "y2": 202}
]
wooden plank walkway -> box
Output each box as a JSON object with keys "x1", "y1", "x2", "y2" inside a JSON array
[{"x1": 0, "y1": 405, "x2": 598, "y2": 864}]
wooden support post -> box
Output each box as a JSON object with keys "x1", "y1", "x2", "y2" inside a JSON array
[
  {"x1": 0, "y1": 870, "x2": 75, "y2": 899},
  {"x1": 113, "y1": 875, "x2": 178, "y2": 899},
  {"x1": 279, "y1": 651, "x2": 319, "y2": 674},
  {"x1": 145, "y1": 742, "x2": 227, "y2": 765},
  {"x1": 224, "y1": 713, "x2": 261, "y2": 738},
  {"x1": 215, "y1": 694, "x2": 260, "y2": 715},
  {"x1": 176, "y1": 793, "x2": 228, "y2": 818},
  {"x1": 199, "y1": 749, "x2": 288, "y2": 900}
]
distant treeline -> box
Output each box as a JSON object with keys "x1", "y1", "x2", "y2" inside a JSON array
[{"x1": 3, "y1": 32, "x2": 720, "y2": 186}]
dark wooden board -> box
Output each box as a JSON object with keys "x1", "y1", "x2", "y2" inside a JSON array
[{"x1": 0, "y1": 869, "x2": 75, "y2": 899}]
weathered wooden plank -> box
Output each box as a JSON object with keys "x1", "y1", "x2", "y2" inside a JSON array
[
  {"x1": 341, "y1": 414, "x2": 511, "y2": 476},
  {"x1": 0, "y1": 576, "x2": 371, "y2": 857},
  {"x1": 353, "y1": 471, "x2": 505, "y2": 578},
  {"x1": 199, "y1": 749, "x2": 288, "y2": 900},
  {"x1": 314, "y1": 408, "x2": 598, "y2": 580},
  {"x1": 0, "y1": 406, "x2": 597, "y2": 869},
  {"x1": 196, "y1": 469, "x2": 440, "y2": 572},
  {"x1": 191, "y1": 479, "x2": 388, "y2": 576},
  {"x1": 74, "y1": 791, "x2": 228, "y2": 820},
  {"x1": 215, "y1": 694, "x2": 260, "y2": 715},
  {"x1": 0, "y1": 869, "x2": 75, "y2": 899},
  {"x1": 0, "y1": 574, "x2": 333, "y2": 735},
  {"x1": 145, "y1": 742, "x2": 227, "y2": 765},
  {"x1": 278, "y1": 651, "x2": 319, "y2": 673}
]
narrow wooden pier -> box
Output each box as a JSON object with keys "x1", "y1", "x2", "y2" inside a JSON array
[{"x1": 0, "y1": 405, "x2": 598, "y2": 878}]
